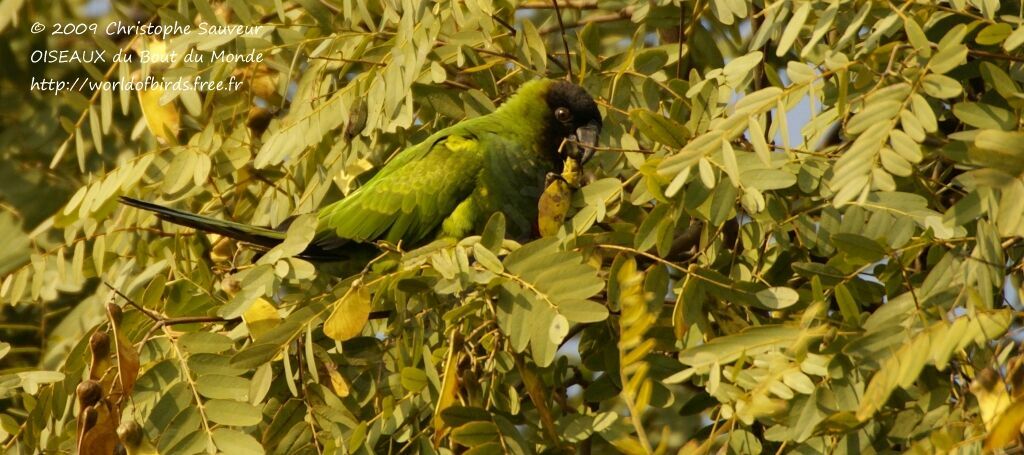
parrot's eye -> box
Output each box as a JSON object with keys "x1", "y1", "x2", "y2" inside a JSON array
[{"x1": 554, "y1": 107, "x2": 573, "y2": 123}]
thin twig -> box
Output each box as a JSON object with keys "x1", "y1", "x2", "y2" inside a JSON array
[
  {"x1": 551, "y1": 0, "x2": 574, "y2": 81},
  {"x1": 519, "y1": 1, "x2": 598, "y2": 9},
  {"x1": 103, "y1": 281, "x2": 161, "y2": 322},
  {"x1": 968, "y1": 49, "x2": 1024, "y2": 63},
  {"x1": 158, "y1": 316, "x2": 229, "y2": 327},
  {"x1": 491, "y1": 14, "x2": 517, "y2": 37},
  {"x1": 307, "y1": 56, "x2": 386, "y2": 66},
  {"x1": 538, "y1": 8, "x2": 634, "y2": 34},
  {"x1": 676, "y1": 5, "x2": 685, "y2": 79}
]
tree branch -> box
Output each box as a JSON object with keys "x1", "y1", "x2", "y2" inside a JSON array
[
  {"x1": 539, "y1": 8, "x2": 634, "y2": 35},
  {"x1": 518, "y1": 1, "x2": 598, "y2": 9}
]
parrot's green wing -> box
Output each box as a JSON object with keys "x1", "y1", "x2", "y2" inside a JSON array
[{"x1": 312, "y1": 132, "x2": 485, "y2": 250}]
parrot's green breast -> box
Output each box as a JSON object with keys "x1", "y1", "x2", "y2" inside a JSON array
[{"x1": 308, "y1": 79, "x2": 598, "y2": 255}]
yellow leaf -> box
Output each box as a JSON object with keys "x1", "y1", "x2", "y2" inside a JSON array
[
  {"x1": 323, "y1": 284, "x2": 371, "y2": 341},
  {"x1": 242, "y1": 298, "x2": 281, "y2": 341},
  {"x1": 973, "y1": 368, "x2": 1013, "y2": 430},
  {"x1": 609, "y1": 436, "x2": 648, "y2": 455},
  {"x1": 537, "y1": 157, "x2": 581, "y2": 237},
  {"x1": 328, "y1": 369, "x2": 350, "y2": 397},
  {"x1": 137, "y1": 87, "x2": 179, "y2": 143},
  {"x1": 537, "y1": 177, "x2": 571, "y2": 237},
  {"x1": 985, "y1": 400, "x2": 1024, "y2": 451}
]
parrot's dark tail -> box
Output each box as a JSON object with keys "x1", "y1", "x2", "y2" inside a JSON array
[{"x1": 119, "y1": 196, "x2": 286, "y2": 249}]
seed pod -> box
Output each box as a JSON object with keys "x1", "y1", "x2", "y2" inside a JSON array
[
  {"x1": 89, "y1": 331, "x2": 110, "y2": 360},
  {"x1": 77, "y1": 380, "x2": 103, "y2": 408},
  {"x1": 106, "y1": 303, "x2": 123, "y2": 326},
  {"x1": 88, "y1": 331, "x2": 112, "y2": 380},
  {"x1": 117, "y1": 421, "x2": 143, "y2": 448},
  {"x1": 345, "y1": 100, "x2": 367, "y2": 138},
  {"x1": 80, "y1": 406, "x2": 98, "y2": 432}
]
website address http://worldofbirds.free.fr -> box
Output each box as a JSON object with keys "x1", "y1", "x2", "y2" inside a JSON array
[{"x1": 29, "y1": 75, "x2": 242, "y2": 95}]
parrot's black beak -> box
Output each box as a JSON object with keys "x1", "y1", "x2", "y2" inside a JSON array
[{"x1": 574, "y1": 121, "x2": 600, "y2": 163}]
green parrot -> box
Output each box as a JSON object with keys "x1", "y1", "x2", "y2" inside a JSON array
[{"x1": 120, "y1": 79, "x2": 602, "y2": 260}]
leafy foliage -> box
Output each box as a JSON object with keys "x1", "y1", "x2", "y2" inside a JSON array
[{"x1": 3, "y1": 0, "x2": 1024, "y2": 453}]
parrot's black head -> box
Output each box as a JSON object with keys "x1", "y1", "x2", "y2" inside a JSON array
[{"x1": 543, "y1": 80, "x2": 602, "y2": 163}]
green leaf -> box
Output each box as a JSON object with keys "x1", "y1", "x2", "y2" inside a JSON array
[
  {"x1": 440, "y1": 407, "x2": 493, "y2": 427},
  {"x1": 558, "y1": 300, "x2": 609, "y2": 323},
  {"x1": 196, "y1": 375, "x2": 251, "y2": 401},
  {"x1": 776, "y1": 3, "x2": 810, "y2": 56},
  {"x1": 635, "y1": 204, "x2": 670, "y2": 252},
  {"x1": 952, "y1": 102, "x2": 1015, "y2": 130},
  {"x1": 755, "y1": 287, "x2": 800, "y2": 309},
  {"x1": 831, "y1": 233, "x2": 887, "y2": 262},
  {"x1": 723, "y1": 51, "x2": 763, "y2": 88},
  {"x1": 213, "y1": 428, "x2": 265, "y2": 454},
  {"x1": 451, "y1": 421, "x2": 500, "y2": 447},
  {"x1": 258, "y1": 213, "x2": 317, "y2": 264},
  {"x1": 629, "y1": 109, "x2": 689, "y2": 148},
  {"x1": 480, "y1": 212, "x2": 505, "y2": 252},
  {"x1": 633, "y1": 49, "x2": 668, "y2": 75},
  {"x1": 464, "y1": 443, "x2": 504, "y2": 455},
  {"x1": 888, "y1": 130, "x2": 923, "y2": 163},
  {"x1": 847, "y1": 100, "x2": 901, "y2": 134},
  {"x1": 679, "y1": 325, "x2": 827, "y2": 372},
  {"x1": 548, "y1": 313, "x2": 570, "y2": 343},
  {"x1": 204, "y1": 400, "x2": 263, "y2": 426},
  {"x1": 1005, "y1": 26, "x2": 1024, "y2": 51},
  {"x1": 857, "y1": 310, "x2": 1012, "y2": 421},
  {"x1": 921, "y1": 74, "x2": 962, "y2": 99},
  {"x1": 929, "y1": 43, "x2": 968, "y2": 74},
  {"x1": 472, "y1": 242, "x2": 503, "y2": 273},
  {"x1": 904, "y1": 18, "x2": 930, "y2": 50},
  {"x1": 400, "y1": 367, "x2": 428, "y2": 392},
  {"x1": 741, "y1": 169, "x2": 797, "y2": 191},
  {"x1": 178, "y1": 332, "x2": 234, "y2": 354},
  {"x1": 976, "y1": 23, "x2": 1012, "y2": 45},
  {"x1": 834, "y1": 284, "x2": 860, "y2": 325}
]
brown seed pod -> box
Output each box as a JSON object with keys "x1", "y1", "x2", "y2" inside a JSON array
[
  {"x1": 80, "y1": 406, "x2": 98, "y2": 432},
  {"x1": 89, "y1": 331, "x2": 110, "y2": 360},
  {"x1": 76, "y1": 380, "x2": 103, "y2": 408},
  {"x1": 345, "y1": 100, "x2": 367, "y2": 138},
  {"x1": 117, "y1": 421, "x2": 143, "y2": 448},
  {"x1": 106, "y1": 303, "x2": 123, "y2": 326}
]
